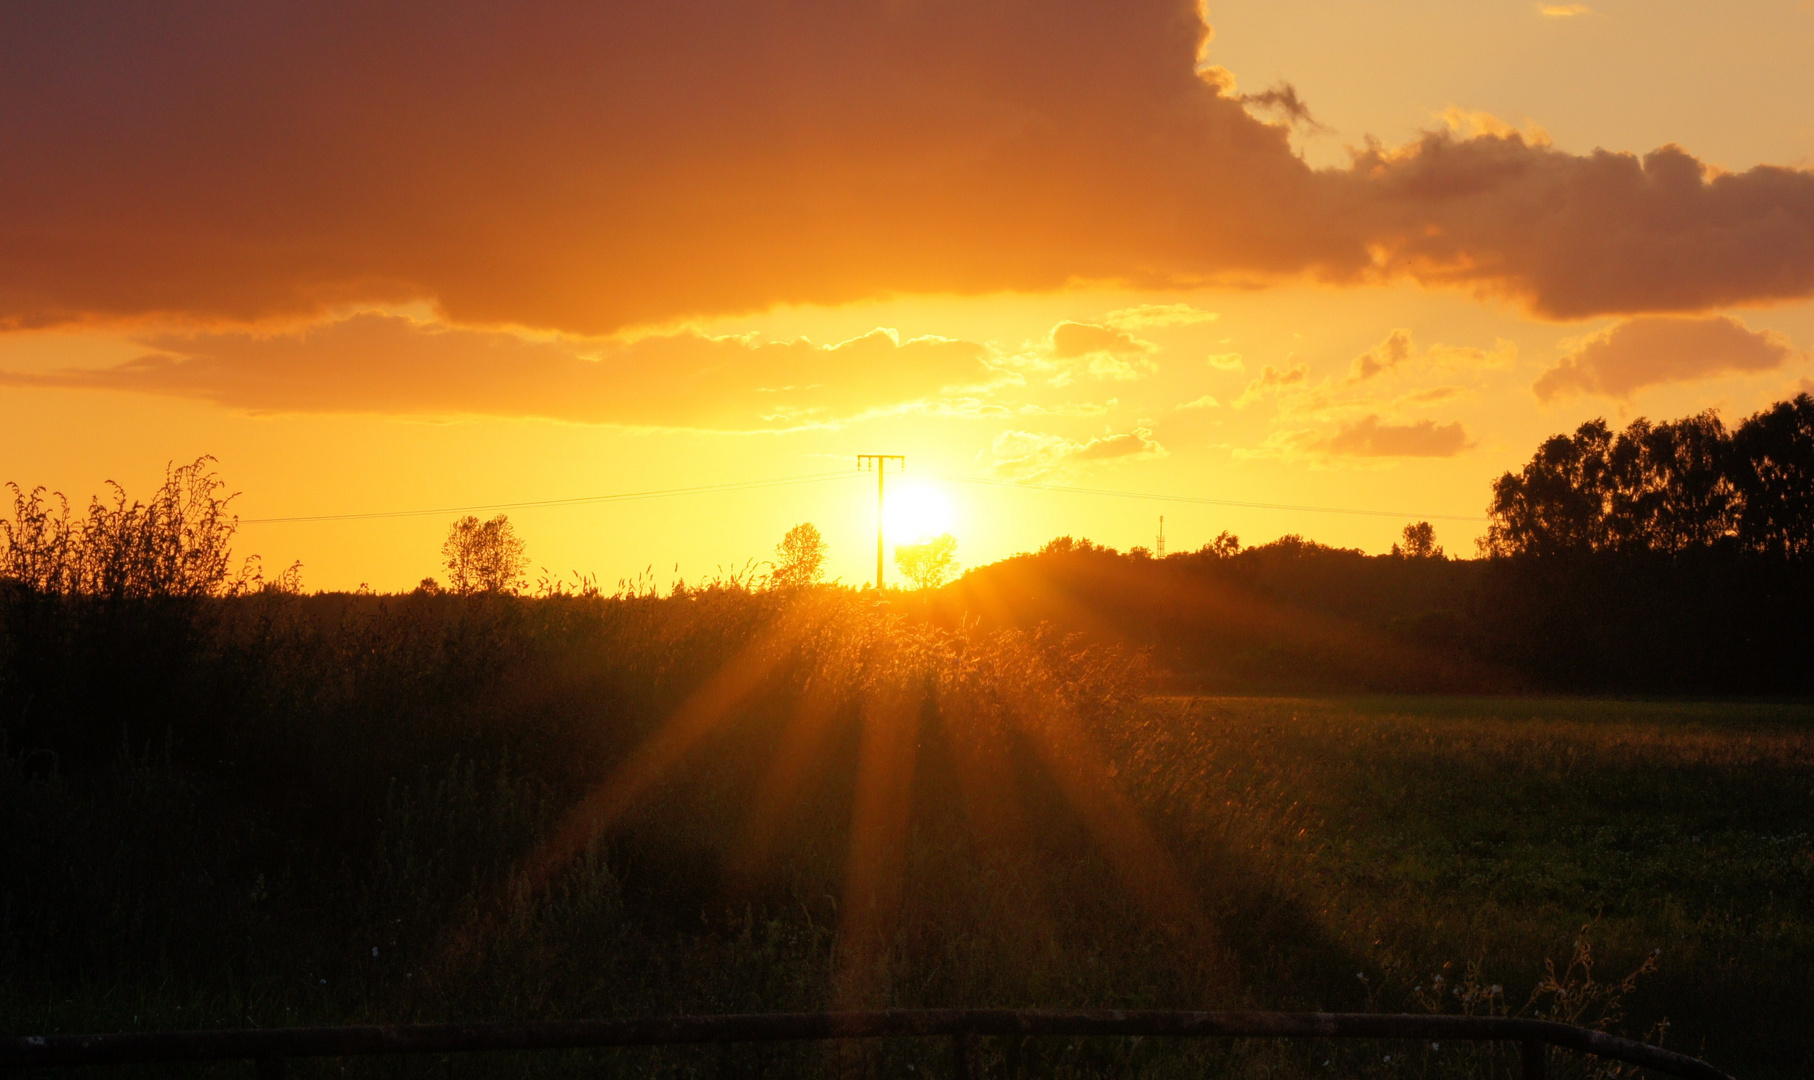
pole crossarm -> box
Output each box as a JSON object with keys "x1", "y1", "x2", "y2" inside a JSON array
[{"x1": 0, "y1": 1009, "x2": 1733, "y2": 1079}]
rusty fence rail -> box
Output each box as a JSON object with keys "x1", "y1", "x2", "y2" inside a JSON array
[{"x1": 0, "y1": 1009, "x2": 1733, "y2": 1080}]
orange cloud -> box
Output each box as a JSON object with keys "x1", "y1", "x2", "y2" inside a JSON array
[
  {"x1": 1044, "y1": 321, "x2": 1159, "y2": 382},
  {"x1": 1234, "y1": 362, "x2": 1309, "y2": 406},
  {"x1": 1346, "y1": 329, "x2": 1516, "y2": 382},
  {"x1": 1238, "y1": 414, "x2": 1471, "y2": 461},
  {"x1": 1316, "y1": 415, "x2": 1473, "y2": 457},
  {"x1": 1534, "y1": 315, "x2": 1802, "y2": 400},
  {"x1": 987, "y1": 426, "x2": 1166, "y2": 478},
  {"x1": 1, "y1": 1, "x2": 1811, "y2": 335},
  {"x1": 1347, "y1": 137, "x2": 1814, "y2": 318},
  {"x1": 1348, "y1": 329, "x2": 1415, "y2": 381},
  {"x1": 1048, "y1": 322, "x2": 1156, "y2": 360},
  {"x1": 1103, "y1": 303, "x2": 1220, "y2": 329},
  {"x1": 1400, "y1": 386, "x2": 1465, "y2": 404},
  {"x1": 0, "y1": 314, "x2": 993, "y2": 429}
]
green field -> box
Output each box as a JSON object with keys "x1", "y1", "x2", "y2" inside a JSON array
[
  {"x1": 3, "y1": 593, "x2": 1810, "y2": 1077},
  {"x1": 1130, "y1": 696, "x2": 1814, "y2": 1075}
]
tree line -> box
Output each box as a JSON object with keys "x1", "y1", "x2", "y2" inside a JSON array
[
  {"x1": 3, "y1": 395, "x2": 1810, "y2": 694},
  {"x1": 1483, "y1": 393, "x2": 1814, "y2": 559},
  {"x1": 937, "y1": 393, "x2": 1814, "y2": 695}
]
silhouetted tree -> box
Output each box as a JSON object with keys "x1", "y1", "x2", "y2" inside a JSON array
[
  {"x1": 1200, "y1": 530, "x2": 1241, "y2": 558},
  {"x1": 895, "y1": 533, "x2": 958, "y2": 589},
  {"x1": 1731, "y1": 393, "x2": 1814, "y2": 558},
  {"x1": 1484, "y1": 396, "x2": 1812, "y2": 558},
  {"x1": 1039, "y1": 535, "x2": 1109, "y2": 556},
  {"x1": 1393, "y1": 521, "x2": 1442, "y2": 558},
  {"x1": 1482, "y1": 419, "x2": 1619, "y2": 556},
  {"x1": 1606, "y1": 411, "x2": 1738, "y2": 553},
  {"x1": 441, "y1": 514, "x2": 527, "y2": 595},
  {"x1": 770, "y1": 522, "x2": 828, "y2": 590}
]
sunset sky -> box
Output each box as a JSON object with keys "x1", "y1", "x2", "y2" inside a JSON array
[{"x1": 4, "y1": 0, "x2": 1813, "y2": 591}]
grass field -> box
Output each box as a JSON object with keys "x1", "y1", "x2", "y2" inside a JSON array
[
  {"x1": 3, "y1": 592, "x2": 1810, "y2": 1078},
  {"x1": 1129, "y1": 697, "x2": 1814, "y2": 1077}
]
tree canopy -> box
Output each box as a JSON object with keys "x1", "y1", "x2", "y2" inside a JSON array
[
  {"x1": 770, "y1": 522, "x2": 828, "y2": 590},
  {"x1": 895, "y1": 533, "x2": 959, "y2": 589},
  {"x1": 1483, "y1": 394, "x2": 1814, "y2": 558},
  {"x1": 441, "y1": 514, "x2": 528, "y2": 595}
]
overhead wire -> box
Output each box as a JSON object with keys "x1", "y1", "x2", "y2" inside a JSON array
[
  {"x1": 933, "y1": 472, "x2": 1486, "y2": 522},
  {"x1": 238, "y1": 465, "x2": 1484, "y2": 526},
  {"x1": 239, "y1": 471, "x2": 856, "y2": 524}
]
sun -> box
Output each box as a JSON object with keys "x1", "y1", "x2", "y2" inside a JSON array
[{"x1": 883, "y1": 480, "x2": 955, "y2": 544}]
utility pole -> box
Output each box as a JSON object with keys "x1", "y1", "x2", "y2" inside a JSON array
[
  {"x1": 1156, "y1": 515, "x2": 1165, "y2": 558},
  {"x1": 856, "y1": 455, "x2": 904, "y2": 589}
]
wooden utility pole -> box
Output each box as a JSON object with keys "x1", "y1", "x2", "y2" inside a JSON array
[{"x1": 856, "y1": 455, "x2": 904, "y2": 588}]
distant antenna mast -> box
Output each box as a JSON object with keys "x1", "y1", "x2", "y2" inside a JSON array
[
  {"x1": 1156, "y1": 515, "x2": 1165, "y2": 558},
  {"x1": 857, "y1": 454, "x2": 905, "y2": 588}
]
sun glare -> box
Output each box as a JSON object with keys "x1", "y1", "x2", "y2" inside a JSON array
[{"x1": 883, "y1": 480, "x2": 955, "y2": 544}]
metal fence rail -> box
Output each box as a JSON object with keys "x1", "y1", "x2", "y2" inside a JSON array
[{"x1": 0, "y1": 1009, "x2": 1733, "y2": 1080}]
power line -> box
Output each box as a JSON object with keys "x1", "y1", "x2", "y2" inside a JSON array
[
  {"x1": 236, "y1": 464, "x2": 1485, "y2": 528},
  {"x1": 239, "y1": 471, "x2": 855, "y2": 525},
  {"x1": 934, "y1": 473, "x2": 1486, "y2": 523}
]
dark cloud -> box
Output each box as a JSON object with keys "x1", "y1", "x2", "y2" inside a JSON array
[
  {"x1": 0, "y1": 314, "x2": 992, "y2": 429},
  {"x1": 1230, "y1": 81, "x2": 1329, "y2": 133},
  {"x1": 0, "y1": 1, "x2": 1810, "y2": 336},
  {"x1": 1316, "y1": 415, "x2": 1472, "y2": 457},
  {"x1": 1348, "y1": 138, "x2": 1814, "y2": 319},
  {"x1": 1534, "y1": 315, "x2": 1800, "y2": 400}
]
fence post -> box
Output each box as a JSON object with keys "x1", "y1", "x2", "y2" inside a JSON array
[{"x1": 1520, "y1": 1040, "x2": 1547, "y2": 1080}]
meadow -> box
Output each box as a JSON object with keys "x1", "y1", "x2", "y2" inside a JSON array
[{"x1": 3, "y1": 585, "x2": 1809, "y2": 1078}]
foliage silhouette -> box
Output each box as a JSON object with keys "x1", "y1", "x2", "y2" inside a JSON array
[
  {"x1": 894, "y1": 532, "x2": 959, "y2": 589},
  {"x1": 3, "y1": 442, "x2": 1812, "y2": 1076},
  {"x1": 769, "y1": 522, "x2": 828, "y2": 590},
  {"x1": 1483, "y1": 394, "x2": 1813, "y2": 557},
  {"x1": 441, "y1": 514, "x2": 528, "y2": 595},
  {"x1": 0, "y1": 457, "x2": 287, "y2": 598},
  {"x1": 1392, "y1": 521, "x2": 1443, "y2": 559}
]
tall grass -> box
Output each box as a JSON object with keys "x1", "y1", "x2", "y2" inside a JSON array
[{"x1": 2, "y1": 582, "x2": 1808, "y2": 1077}]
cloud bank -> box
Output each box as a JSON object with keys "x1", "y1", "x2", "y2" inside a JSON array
[
  {"x1": 0, "y1": 314, "x2": 993, "y2": 429},
  {"x1": 1534, "y1": 315, "x2": 1801, "y2": 399},
  {"x1": 3, "y1": 0, "x2": 1813, "y2": 336}
]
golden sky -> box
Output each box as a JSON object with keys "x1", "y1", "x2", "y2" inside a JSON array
[{"x1": 3, "y1": 0, "x2": 1813, "y2": 590}]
